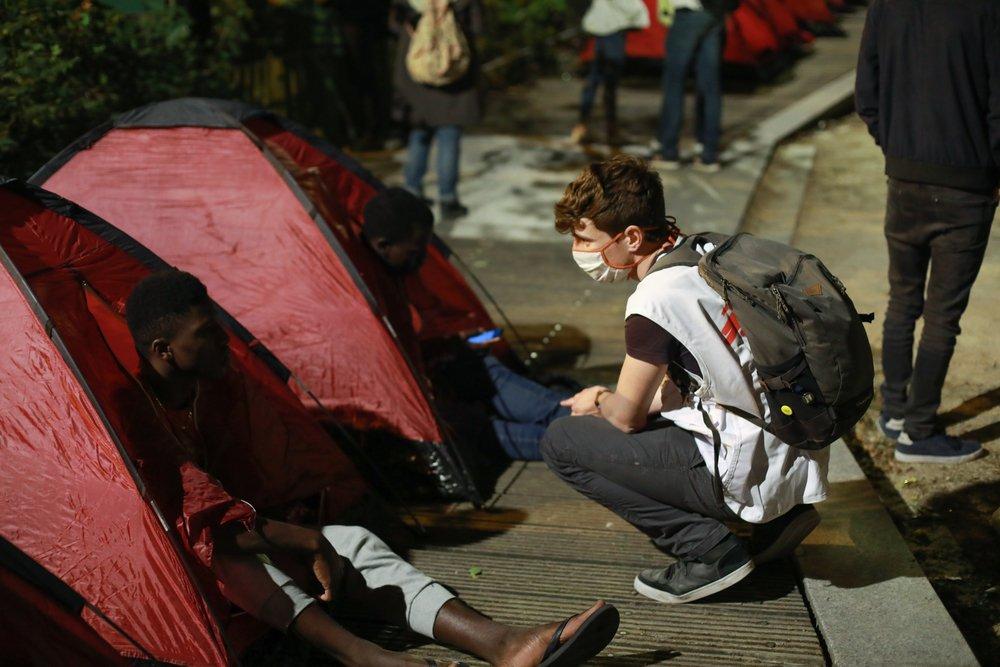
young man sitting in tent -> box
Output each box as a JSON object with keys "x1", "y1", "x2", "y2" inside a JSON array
[
  {"x1": 123, "y1": 269, "x2": 619, "y2": 666},
  {"x1": 361, "y1": 187, "x2": 571, "y2": 461}
]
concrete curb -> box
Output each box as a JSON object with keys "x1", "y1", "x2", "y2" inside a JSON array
[{"x1": 794, "y1": 442, "x2": 979, "y2": 666}]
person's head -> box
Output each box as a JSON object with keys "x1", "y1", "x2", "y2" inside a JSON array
[
  {"x1": 125, "y1": 270, "x2": 230, "y2": 381},
  {"x1": 362, "y1": 187, "x2": 434, "y2": 274},
  {"x1": 555, "y1": 155, "x2": 679, "y2": 283}
]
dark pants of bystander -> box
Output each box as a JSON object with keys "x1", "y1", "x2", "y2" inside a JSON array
[{"x1": 881, "y1": 177, "x2": 998, "y2": 439}]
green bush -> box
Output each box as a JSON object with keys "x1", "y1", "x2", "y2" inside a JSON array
[
  {"x1": 0, "y1": 0, "x2": 247, "y2": 179},
  {"x1": 0, "y1": 0, "x2": 587, "y2": 178}
]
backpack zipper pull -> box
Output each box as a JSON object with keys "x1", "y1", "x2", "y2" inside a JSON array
[{"x1": 770, "y1": 285, "x2": 790, "y2": 322}]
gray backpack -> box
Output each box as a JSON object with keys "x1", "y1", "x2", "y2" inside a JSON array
[{"x1": 653, "y1": 232, "x2": 874, "y2": 450}]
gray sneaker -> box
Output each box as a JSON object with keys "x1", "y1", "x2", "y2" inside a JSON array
[{"x1": 633, "y1": 534, "x2": 754, "y2": 604}]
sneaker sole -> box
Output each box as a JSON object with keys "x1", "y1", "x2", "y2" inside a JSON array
[
  {"x1": 753, "y1": 509, "x2": 821, "y2": 566},
  {"x1": 894, "y1": 449, "x2": 984, "y2": 464},
  {"x1": 633, "y1": 560, "x2": 754, "y2": 604}
]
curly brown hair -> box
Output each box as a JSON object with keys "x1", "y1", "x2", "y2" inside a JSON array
[{"x1": 554, "y1": 155, "x2": 677, "y2": 240}]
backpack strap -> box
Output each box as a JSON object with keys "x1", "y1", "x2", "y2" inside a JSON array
[{"x1": 647, "y1": 232, "x2": 731, "y2": 276}]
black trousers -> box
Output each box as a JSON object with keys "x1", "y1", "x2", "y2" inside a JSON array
[
  {"x1": 540, "y1": 415, "x2": 738, "y2": 560},
  {"x1": 882, "y1": 178, "x2": 998, "y2": 439}
]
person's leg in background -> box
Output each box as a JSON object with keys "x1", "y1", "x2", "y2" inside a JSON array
[
  {"x1": 880, "y1": 179, "x2": 933, "y2": 437},
  {"x1": 481, "y1": 355, "x2": 570, "y2": 427},
  {"x1": 435, "y1": 124, "x2": 467, "y2": 220},
  {"x1": 404, "y1": 125, "x2": 432, "y2": 200},
  {"x1": 657, "y1": 10, "x2": 704, "y2": 165},
  {"x1": 490, "y1": 419, "x2": 550, "y2": 460},
  {"x1": 601, "y1": 31, "x2": 627, "y2": 147},
  {"x1": 896, "y1": 185, "x2": 996, "y2": 459},
  {"x1": 573, "y1": 36, "x2": 607, "y2": 144},
  {"x1": 692, "y1": 14, "x2": 723, "y2": 170}
]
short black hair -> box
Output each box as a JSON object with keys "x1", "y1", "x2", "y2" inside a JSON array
[
  {"x1": 361, "y1": 187, "x2": 434, "y2": 244},
  {"x1": 125, "y1": 270, "x2": 211, "y2": 350}
]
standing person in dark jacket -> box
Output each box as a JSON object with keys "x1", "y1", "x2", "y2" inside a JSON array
[
  {"x1": 391, "y1": 0, "x2": 483, "y2": 222},
  {"x1": 856, "y1": 0, "x2": 1000, "y2": 463}
]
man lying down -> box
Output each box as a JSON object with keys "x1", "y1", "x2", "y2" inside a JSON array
[{"x1": 123, "y1": 269, "x2": 619, "y2": 666}]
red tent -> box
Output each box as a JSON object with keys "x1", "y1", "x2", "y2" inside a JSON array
[
  {"x1": 33, "y1": 98, "x2": 488, "y2": 502},
  {"x1": 0, "y1": 536, "x2": 129, "y2": 665},
  {"x1": 0, "y1": 179, "x2": 367, "y2": 664},
  {"x1": 219, "y1": 101, "x2": 498, "y2": 352}
]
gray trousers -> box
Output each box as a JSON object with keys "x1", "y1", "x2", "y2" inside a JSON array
[
  {"x1": 541, "y1": 415, "x2": 737, "y2": 560},
  {"x1": 213, "y1": 525, "x2": 455, "y2": 638}
]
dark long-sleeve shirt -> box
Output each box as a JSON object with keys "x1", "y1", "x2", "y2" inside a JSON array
[{"x1": 855, "y1": 0, "x2": 1000, "y2": 191}]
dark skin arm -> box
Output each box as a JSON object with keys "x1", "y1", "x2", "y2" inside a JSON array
[{"x1": 215, "y1": 517, "x2": 345, "y2": 602}]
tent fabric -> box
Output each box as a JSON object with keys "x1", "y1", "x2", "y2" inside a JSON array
[
  {"x1": 241, "y1": 113, "x2": 497, "y2": 345},
  {"x1": 0, "y1": 197, "x2": 231, "y2": 664},
  {"x1": 33, "y1": 98, "x2": 499, "y2": 502},
  {"x1": 0, "y1": 180, "x2": 369, "y2": 664},
  {"x1": 0, "y1": 538, "x2": 129, "y2": 666},
  {"x1": 38, "y1": 125, "x2": 441, "y2": 445}
]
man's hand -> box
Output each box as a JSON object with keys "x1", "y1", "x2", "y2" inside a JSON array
[
  {"x1": 312, "y1": 539, "x2": 345, "y2": 603},
  {"x1": 560, "y1": 385, "x2": 609, "y2": 416}
]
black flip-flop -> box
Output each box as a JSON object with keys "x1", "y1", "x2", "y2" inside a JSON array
[{"x1": 539, "y1": 604, "x2": 620, "y2": 667}]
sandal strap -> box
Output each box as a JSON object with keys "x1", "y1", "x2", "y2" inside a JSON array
[{"x1": 541, "y1": 618, "x2": 571, "y2": 662}]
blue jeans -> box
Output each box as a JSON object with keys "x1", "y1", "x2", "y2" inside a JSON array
[
  {"x1": 404, "y1": 125, "x2": 461, "y2": 203},
  {"x1": 658, "y1": 10, "x2": 723, "y2": 163},
  {"x1": 580, "y1": 32, "x2": 627, "y2": 123},
  {"x1": 482, "y1": 356, "x2": 571, "y2": 461}
]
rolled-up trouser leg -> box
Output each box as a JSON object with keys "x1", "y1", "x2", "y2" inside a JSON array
[
  {"x1": 213, "y1": 551, "x2": 316, "y2": 631},
  {"x1": 323, "y1": 526, "x2": 456, "y2": 639}
]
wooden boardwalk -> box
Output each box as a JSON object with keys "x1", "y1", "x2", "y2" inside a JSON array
[{"x1": 387, "y1": 462, "x2": 827, "y2": 665}]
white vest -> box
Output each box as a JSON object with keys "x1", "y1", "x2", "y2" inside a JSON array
[{"x1": 625, "y1": 242, "x2": 829, "y2": 523}]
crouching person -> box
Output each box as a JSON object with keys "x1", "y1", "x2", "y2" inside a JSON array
[
  {"x1": 124, "y1": 270, "x2": 619, "y2": 666},
  {"x1": 542, "y1": 156, "x2": 828, "y2": 604}
]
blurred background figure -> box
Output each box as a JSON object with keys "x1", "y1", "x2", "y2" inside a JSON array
[
  {"x1": 571, "y1": 0, "x2": 650, "y2": 148},
  {"x1": 655, "y1": 0, "x2": 736, "y2": 172},
  {"x1": 392, "y1": 0, "x2": 484, "y2": 222}
]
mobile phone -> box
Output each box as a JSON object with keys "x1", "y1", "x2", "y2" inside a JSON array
[{"x1": 466, "y1": 327, "x2": 503, "y2": 345}]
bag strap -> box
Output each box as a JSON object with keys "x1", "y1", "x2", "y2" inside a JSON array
[
  {"x1": 647, "y1": 232, "x2": 731, "y2": 276},
  {"x1": 697, "y1": 401, "x2": 768, "y2": 506}
]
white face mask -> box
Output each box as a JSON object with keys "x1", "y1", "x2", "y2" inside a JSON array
[
  {"x1": 572, "y1": 231, "x2": 637, "y2": 283},
  {"x1": 572, "y1": 248, "x2": 632, "y2": 283}
]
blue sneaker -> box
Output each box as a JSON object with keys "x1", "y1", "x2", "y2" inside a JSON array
[
  {"x1": 895, "y1": 433, "x2": 984, "y2": 464},
  {"x1": 878, "y1": 413, "x2": 904, "y2": 441}
]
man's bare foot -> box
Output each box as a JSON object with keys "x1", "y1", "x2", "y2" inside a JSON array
[{"x1": 494, "y1": 600, "x2": 608, "y2": 666}]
